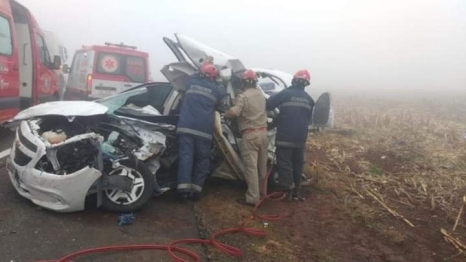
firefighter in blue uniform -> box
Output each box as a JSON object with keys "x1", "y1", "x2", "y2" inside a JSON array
[
  {"x1": 266, "y1": 69, "x2": 314, "y2": 201},
  {"x1": 176, "y1": 63, "x2": 227, "y2": 201}
]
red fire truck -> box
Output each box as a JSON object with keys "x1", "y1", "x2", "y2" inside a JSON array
[{"x1": 0, "y1": 0, "x2": 61, "y2": 123}]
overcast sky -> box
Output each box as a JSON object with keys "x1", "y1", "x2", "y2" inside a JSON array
[{"x1": 18, "y1": 0, "x2": 466, "y2": 92}]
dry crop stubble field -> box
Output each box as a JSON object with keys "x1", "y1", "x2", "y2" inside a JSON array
[{"x1": 194, "y1": 91, "x2": 466, "y2": 262}]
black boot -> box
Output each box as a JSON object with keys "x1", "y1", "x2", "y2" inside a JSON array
[
  {"x1": 189, "y1": 192, "x2": 201, "y2": 202},
  {"x1": 292, "y1": 188, "x2": 305, "y2": 202},
  {"x1": 275, "y1": 185, "x2": 293, "y2": 202},
  {"x1": 176, "y1": 192, "x2": 189, "y2": 202},
  {"x1": 285, "y1": 190, "x2": 293, "y2": 202},
  {"x1": 237, "y1": 198, "x2": 255, "y2": 207},
  {"x1": 275, "y1": 184, "x2": 292, "y2": 192}
]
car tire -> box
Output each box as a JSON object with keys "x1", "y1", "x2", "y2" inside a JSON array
[{"x1": 101, "y1": 159, "x2": 154, "y2": 212}]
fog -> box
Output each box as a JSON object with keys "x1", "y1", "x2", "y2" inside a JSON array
[{"x1": 18, "y1": 0, "x2": 466, "y2": 93}]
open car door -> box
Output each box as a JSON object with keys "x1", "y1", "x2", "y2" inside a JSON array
[
  {"x1": 162, "y1": 33, "x2": 246, "y2": 92},
  {"x1": 311, "y1": 92, "x2": 334, "y2": 128},
  {"x1": 163, "y1": 34, "x2": 247, "y2": 69},
  {"x1": 175, "y1": 33, "x2": 245, "y2": 73},
  {"x1": 161, "y1": 36, "x2": 197, "y2": 92},
  {"x1": 163, "y1": 37, "x2": 187, "y2": 63},
  {"x1": 160, "y1": 62, "x2": 197, "y2": 93}
]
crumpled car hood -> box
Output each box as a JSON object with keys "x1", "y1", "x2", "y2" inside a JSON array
[{"x1": 9, "y1": 101, "x2": 108, "y2": 122}]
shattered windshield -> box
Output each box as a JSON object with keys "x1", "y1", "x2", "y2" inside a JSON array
[
  {"x1": 98, "y1": 87, "x2": 149, "y2": 115},
  {"x1": 98, "y1": 85, "x2": 173, "y2": 116}
]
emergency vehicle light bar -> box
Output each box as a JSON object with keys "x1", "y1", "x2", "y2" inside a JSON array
[{"x1": 104, "y1": 42, "x2": 137, "y2": 50}]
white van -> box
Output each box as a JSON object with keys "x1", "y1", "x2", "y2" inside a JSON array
[{"x1": 64, "y1": 43, "x2": 150, "y2": 101}]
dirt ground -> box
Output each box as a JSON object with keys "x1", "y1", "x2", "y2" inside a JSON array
[
  {"x1": 2, "y1": 93, "x2": 466, "y2": 262},
  {"x1": 195, "y1": 180, "x2": 463, "y2": 262},
  {"x1": 193, "y1": 94, "x2": 466, "y2": 262}
]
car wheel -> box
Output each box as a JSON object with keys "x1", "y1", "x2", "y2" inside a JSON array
[{"x1": 101, "y1": 159, "x2": 154, "y2": 212}]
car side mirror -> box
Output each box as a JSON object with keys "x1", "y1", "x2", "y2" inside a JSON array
[
  {"x1": 62, "y1": 64, "x2": 70, "y2": 74},
  {"x1": 52, "y1": 55, "x2": 62, "y2": 70}
]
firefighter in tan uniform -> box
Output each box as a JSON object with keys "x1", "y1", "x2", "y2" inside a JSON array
[{"x1": 225, "y1": 69, "x2": 268, "y2": 206}]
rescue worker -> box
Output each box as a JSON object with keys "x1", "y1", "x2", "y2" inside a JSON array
[
  {"x1": 176, "y1": 63, "x2": 227, "y2": 201},
  {"x1": 225, "y1": 69, "x2": 268, "y2": 206},
  {"x1": 266, "y1": 69, "x2": 314, "y2": 201}
]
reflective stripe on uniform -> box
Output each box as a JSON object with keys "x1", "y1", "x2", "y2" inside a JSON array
[
  {"x1": 276, "y1": 140, "x2": 303, "y2": 148},
  {"x1": 281, "y1": 101, "x2": 312, "y2": 110},
  {"x1": 177, "y1": 183, "x2": 192, "y2": 190},
  {"x1": 177, "y1": 127, "x2": 213, "y2": 140},
  {"x1": 186, "y1": 89, "x2": 217, "y2": 103},
  {"x1": 192, "y1": 184, "x2": 203, "y2": 193}
]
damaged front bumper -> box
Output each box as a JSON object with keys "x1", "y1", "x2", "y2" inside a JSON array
[{"x1": 6, "y1": 121, "x2": 103, "y2": 212}]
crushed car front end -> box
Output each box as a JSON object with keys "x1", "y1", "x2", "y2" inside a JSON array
[
  {"x1": 6, "y1": 120, "x2": 103, "y2": 212},
  {"x1": 4, "y1": 98, "x2": 172, "y2": 213}
]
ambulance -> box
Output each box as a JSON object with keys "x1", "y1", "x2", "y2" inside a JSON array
[
  {"x1": 0, "y1": 0, "x2": 61, "y2": 123},
  {"x1": 64, "y1": 43, "x2": 150, "y2": 100}
]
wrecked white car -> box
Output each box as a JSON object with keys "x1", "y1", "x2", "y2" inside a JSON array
[{"x1": 4, "y1": 34, "x2": 334, "y2": 213}]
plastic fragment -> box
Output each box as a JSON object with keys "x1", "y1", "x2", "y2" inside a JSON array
[{"x1": 117, "y1": 213, "x2": 135, "y2": 226}]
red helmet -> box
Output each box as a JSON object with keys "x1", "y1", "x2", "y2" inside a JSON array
[
  {"x1": 293, "y1": 69, "x2": 311, "y2": 84},
  {"x1": 242, "y1": 69, "x2": 258, "y2": 81},
  {"x1": 200, "y1": 63, "x2": 218, "y2": 79}
]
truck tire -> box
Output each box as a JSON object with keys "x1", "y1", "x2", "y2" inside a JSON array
[{"x1": 101, "y1": 159, "x2": 154, "y2": 212}]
